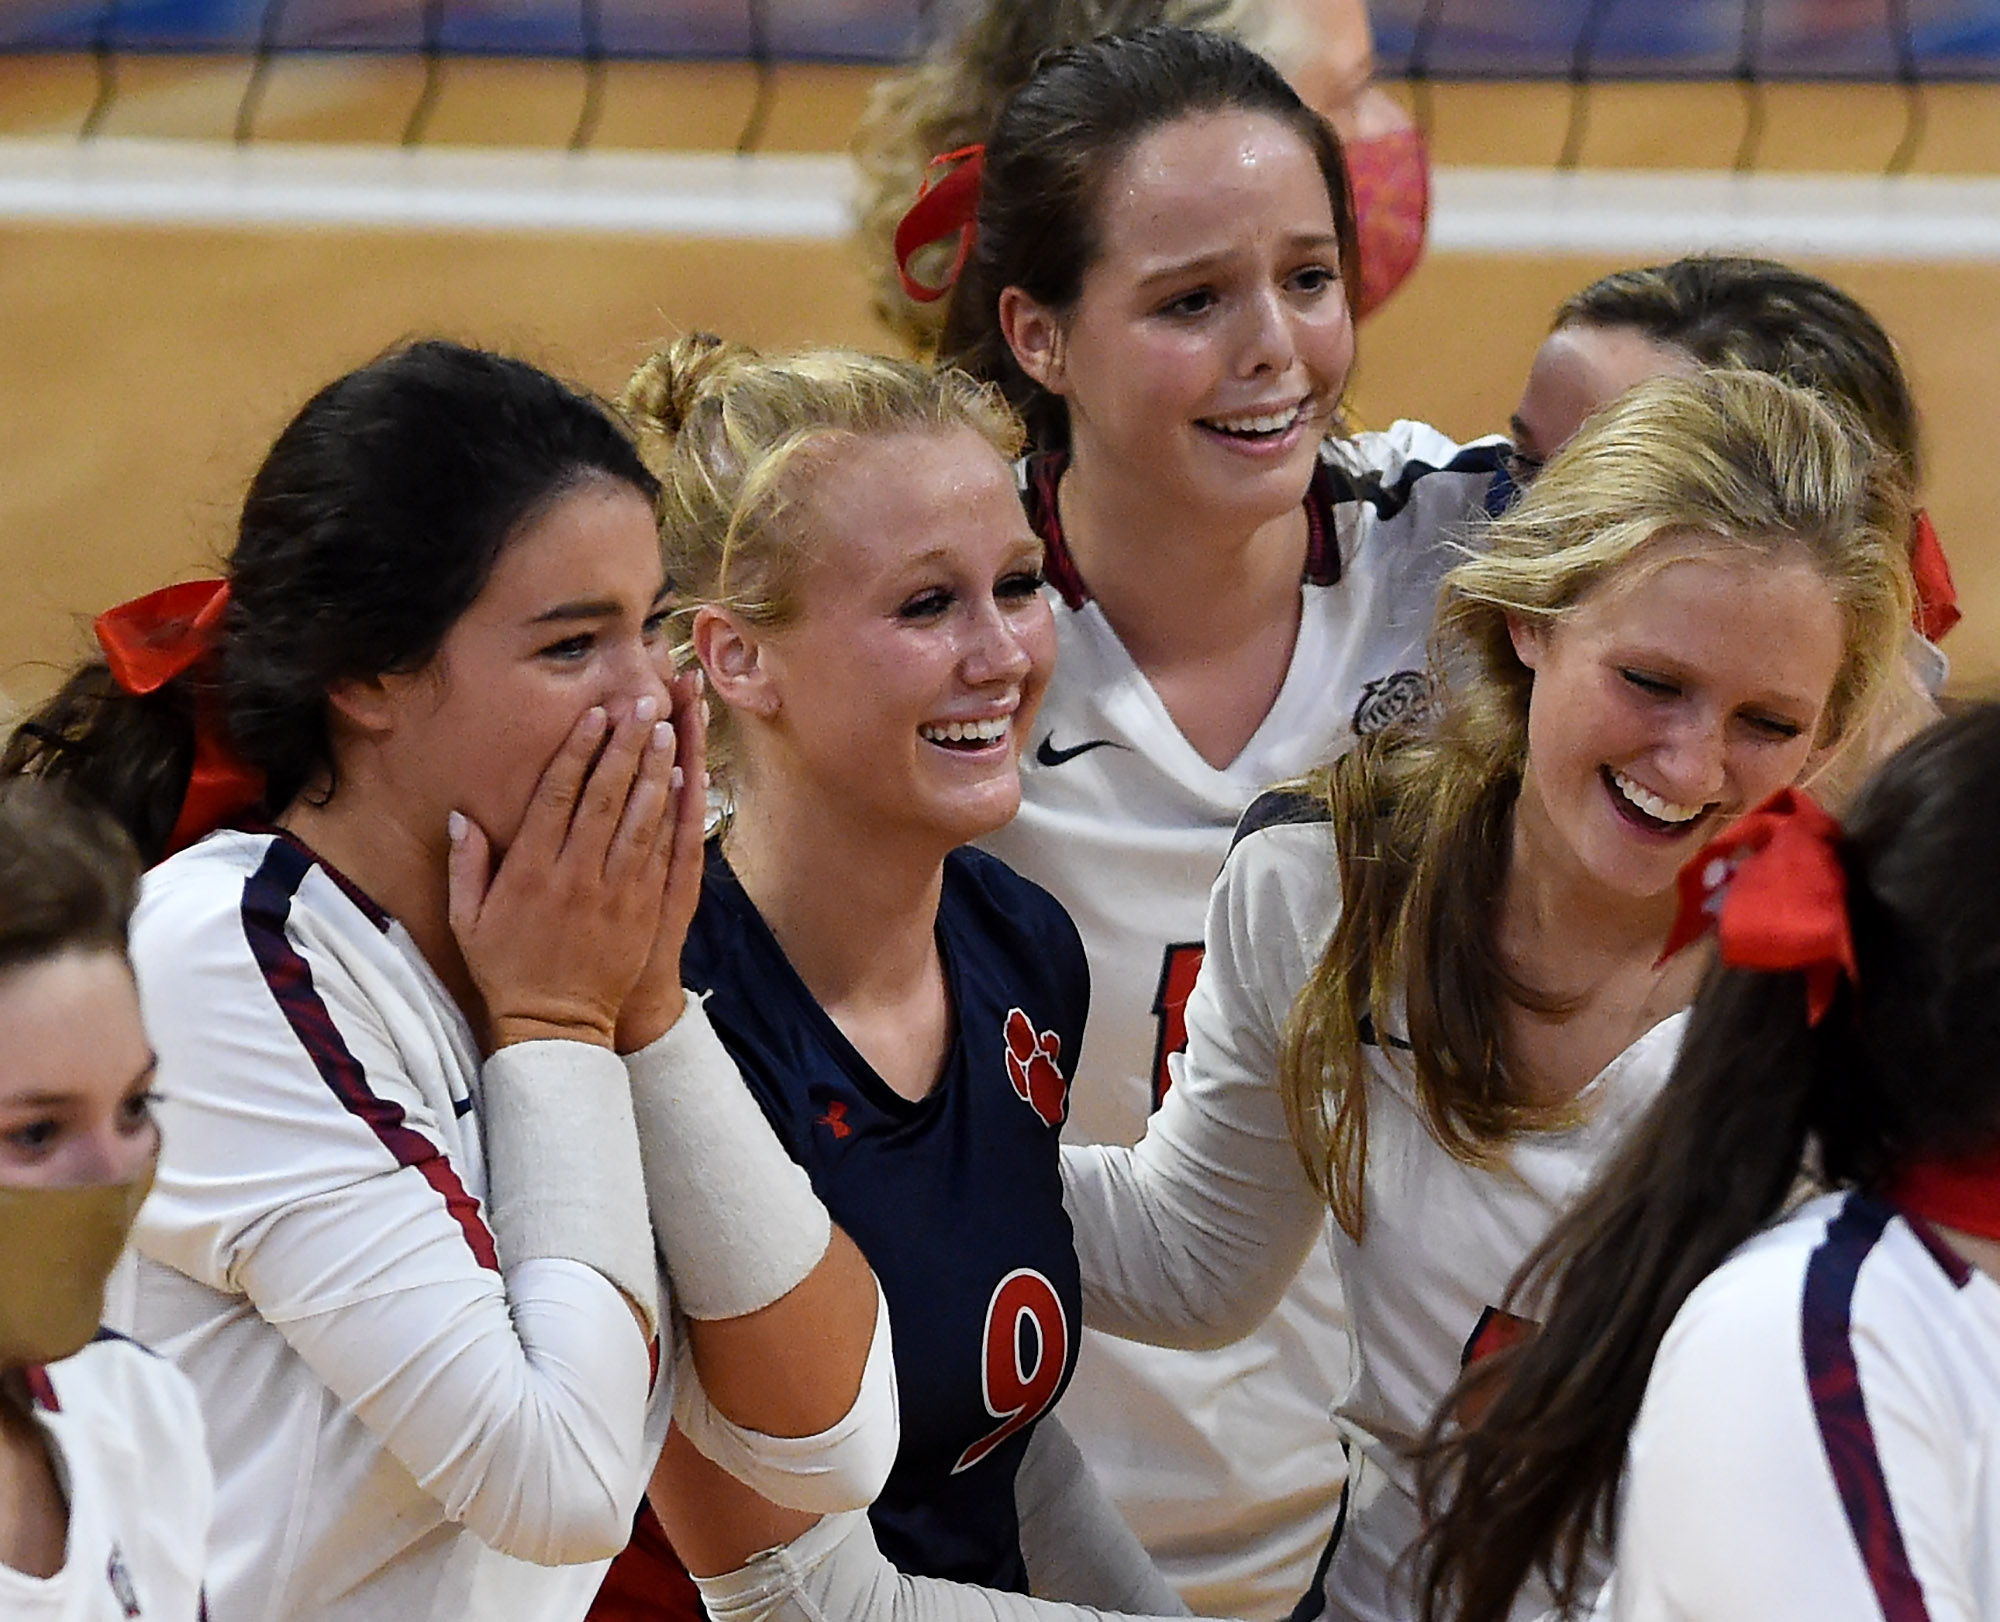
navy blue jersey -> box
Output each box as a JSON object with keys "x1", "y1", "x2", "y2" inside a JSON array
[{"x1": 683, "y1": 841, "x2": 1090, "y2": 1591}]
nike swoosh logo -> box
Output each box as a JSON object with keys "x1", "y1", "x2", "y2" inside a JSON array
[{"x1": 1035, "y1": 735, "x2": 1126, "y2": 767}]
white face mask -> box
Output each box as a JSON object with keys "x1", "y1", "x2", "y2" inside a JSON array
[{"x1": 0, "y1": 1160, "x2": 154, "y2": 1367}]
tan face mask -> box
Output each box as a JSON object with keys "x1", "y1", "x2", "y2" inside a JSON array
[{"x1": 0, "y1": 1160, "x2": 154, "y2": 1368}]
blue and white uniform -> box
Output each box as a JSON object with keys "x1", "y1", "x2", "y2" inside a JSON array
[
  {"x1": 115, "y1": 829, "x2": 675, "y2": 1622},
  {"x1": 1059, "y1": 793, "x2": 1683, "y2": 1622},
  {"x1": 982, "y1": 428, "x2": 1510, "y2": 1619},
  {"x1": 684, "y1": 842, "x2": 1088, "y2": 1592},
  {"x1": 0, "y1": 1333, "x2": 210, "y2": 1621},
  {"x1": 1609, "y1": 1191, "x2": 2000, "y2": 1622}
]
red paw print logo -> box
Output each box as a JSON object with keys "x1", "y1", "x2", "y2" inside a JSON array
[{"x1": 1003, "y1": 1008, "x2": 1067, "y2": 1128}]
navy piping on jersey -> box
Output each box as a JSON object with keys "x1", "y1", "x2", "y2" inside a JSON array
[
  {"x1": 1285, "y1": 1440, "x2": 1351, "y2": 1622},
  {"x1": 1318, "y1": 441, "x2": 1511, "y2": 526},
  {"x1": 1801, "y1": 1192, "x2": 1933, "y2": 1622},
  {"x1": 1022, "y1": 451, "x2": 1346, "y2": 611},
  {"x1": 236, "y1": 821, "x2": 392, "y2": 933},
  {"x1": 240, "y1": 837, "x2": 500, "y2": 1271},
  {"x1": 1230, "y1": 787, "x2": 1329, "y2": 852}
]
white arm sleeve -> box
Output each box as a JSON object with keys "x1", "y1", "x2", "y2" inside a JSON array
[
  {"x1": 134, "y1": 883, "x2": 658, "y2": 1566},
  {"x1": 672, "y1": 1277, "x2": 901, "y2": 1513},
  {"x1": 1015, "y1": 1418, "x2": 1188, "y2": 1615},
  {"x1": 627, "y1": 995, "x2": 834, "y2": 1321},
  {"x1": 1059, "y1": 822, "x2": 1335, "y2": 1349},
  {"x1": 695, "y1": 1510, "x2": 1240, "y2": 1622}
]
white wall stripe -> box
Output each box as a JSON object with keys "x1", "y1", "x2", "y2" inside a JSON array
[{"x1": 6, "y1": 137, "x2": 2000, "y2": 261}]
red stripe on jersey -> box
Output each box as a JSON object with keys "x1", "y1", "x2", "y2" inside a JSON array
[
  {"x1": 1802, "y1": 1194, "x2": 1934, "y2": 1622},
  {"x1": 241, "y1": 838, "x2": 500, "y2": 1272},
  {"x1": 24, "y1": 1365, "x2": 58, "y2": 1410}
]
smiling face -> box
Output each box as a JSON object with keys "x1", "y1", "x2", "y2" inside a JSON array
[
  {"x1": 0, "y1": 950, "x2": 156, "y2": 1191},
  {"x1": 1004, "y1": 109, "x2": 1354, "y2": 528},
  {"x1": 1510, "y1": 536, "x2": 1848, "y2": 903},
  {"x1": 353, "y1": 477, "x2": 673, "y2": 853},
  {"x1": 711, "y1": 427, "x2": 1055, "y2": 853},
  {"x1": 1508, "y1": 323, "x2": 1699, "y2": 486}
]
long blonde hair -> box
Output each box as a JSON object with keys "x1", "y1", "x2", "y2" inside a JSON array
[
  {"x1": 620, "y1": 333, "x2": 1023, "y2": 789},
  {"x1": 1281, "y1": 368, "x2": 1915, "y2": 1240}
]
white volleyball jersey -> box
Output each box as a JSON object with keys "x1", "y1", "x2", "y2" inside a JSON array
[
  {"x1": 1610, "y1": 1191, "x2": 2000, "y2": 1622},
  {"x1": 1060, "y1": 802, "x2": 1684, "y2": 1622},
  {"x1": 982, "y1": 424, "x2": 1508, "y2": 1618},
  {"x1": 111, "y1": 829, "x2": 674, "y2": 1622},
  {"x1": 0, "y1": 1334, "x2": 210, "y2": 1621}
]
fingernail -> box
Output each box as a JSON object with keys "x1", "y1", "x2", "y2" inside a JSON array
[
  {"x1": 671, "y1": 766, "x2": 686, "y2": 791},
  {"x1": 447, "y1": 810, "x2": 468, "y2": 843},
  {"x1": 584, "y1": 706, "x2": 607, "y2": 733},
  {"x1": 652, "y1": 721, "x2": 673, "y2": 751},
  {"x1": 701, "y1": 770, "x2": 712, "y2": 791},
  {"x1": 634, "y1": 693, "x2": 660, "y2": 724}
]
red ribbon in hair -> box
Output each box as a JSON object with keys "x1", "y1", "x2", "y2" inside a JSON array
[
  {"x1": 893, "y1": 144, "x2": 985, "y2": 304},
  {"x1": 1658, "y1": 787, "x2": 1856, "y2": 1025},
  {"x1": 1909, "y1": 509, "x2": 1960, "y2": 644},
  {"x1": 94, "y1": 580, "x2": 265, "y2": 856}
]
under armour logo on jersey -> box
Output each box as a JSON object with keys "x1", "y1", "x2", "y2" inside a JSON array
[
  {"x1": 1002, "y1": 1008, "x2": 1068, "y2": 1128},
  {"x1": 815, "y1": 1099, "x2": 853, "y2": 1140},
  {"x1": 1352, "y1": 669, "x2": 1432, "y2": 736},
  {"x1": 107, "y1": 1543, "x2": 141, "y2": 1616}
]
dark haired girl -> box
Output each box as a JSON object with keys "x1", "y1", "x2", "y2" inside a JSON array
[
  {"x1": 6, "y1": 341, "x2": 894, "y2": 1621},
  {"x1": 913, "y1": 25, "x2": 1507, "y2": 1614},
  {"x1": 1420, "y1": 704, "x2": 2000, "y2": 1622}
]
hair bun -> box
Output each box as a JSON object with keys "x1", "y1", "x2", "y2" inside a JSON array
[{"x1": 622, "y1": 332, "x2": 753, "y2": 444}]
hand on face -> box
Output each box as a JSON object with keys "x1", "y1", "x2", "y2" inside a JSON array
[{"x1": 447, "y1": 681, "x2": 696, "y2": 1053}]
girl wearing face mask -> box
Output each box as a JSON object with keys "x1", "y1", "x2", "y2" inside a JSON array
[
  {"x1": 854, "y1": 0, "x2": 1428, "y2": 359},
  {"x1": 910, "y1": 28, "x2": 1502, "y2": 1619},
  {"x1": 1420, "y1": 705, "x2": 2000, "y2": 1622},
  {"x1": 0, "y1": 784, "x2": 206, "y2": 1620},
  {"x1": 5, "y1": 342, "x2": 897, "y2": 1622},
  {"x1": 1056, "y1": 367, "x2": 1916, "y2": 1622}
]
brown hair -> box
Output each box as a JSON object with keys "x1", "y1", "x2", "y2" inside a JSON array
[
  {"x1": 0, "y1": 781, "x2": 139, "y2": 975},
  {"x1": 935, "y1": 24, "x2": 1357, "y2": 451},
  {"x1": 1280, "y1": 368, "x2": 1914, "y2": 1242},
  {"x1": 1555, "y1": 255, "x2": 1920, "y2": 486},
  {"x1": 4, "y1": 343, "x2": 655, "y2": 866},
  {"x1": 853, "y1": 0, "x2": 1253, "y2": 353}
]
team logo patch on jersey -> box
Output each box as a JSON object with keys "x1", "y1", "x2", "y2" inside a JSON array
[
  {"x1": 1002, "y1": 1009, "x2": 1068, "y2": 1128},
  {"x1": 815, "y1": 1099, "x2": 853, "y2": 1140},
  {"x1": 107, "y1": 1543, "x2": 141, "y2": 1616},
  {"x1": 1352, "y1": 669, "x2": 1432, "y2": 735}
]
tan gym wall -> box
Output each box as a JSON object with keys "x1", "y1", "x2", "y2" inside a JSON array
[{"x1": 3, "y1": 60, "x2": 1997, "y2": 709}]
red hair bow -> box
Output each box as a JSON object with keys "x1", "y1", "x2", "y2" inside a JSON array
[
  {"x1": 893, "y1": 144, "x2": 985, "y2": 304},
  {"x1": 94, "y1": 580, "x2": 265, "y2": 857},
  {"x1": 1659, "y1": 787, "x2": 1855, "y2": 1025},
  {"x1": 1909, "y1": 509, "x2": 1960, "y2": 644}
]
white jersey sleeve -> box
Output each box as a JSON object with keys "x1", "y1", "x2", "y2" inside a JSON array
[
  {"x1": 1611, "y1": 1194, "x2": 2000, "y2": 1622},
  {"x1": 119, "y1": 833, "x2": 669, "y2": 1620},
  {"x1": 0, "y1": 1336, "x2": 211, "y2": 1621},
  {"x1": 1060, "y1": 803, "x2": 1337, "y2": 1351}
]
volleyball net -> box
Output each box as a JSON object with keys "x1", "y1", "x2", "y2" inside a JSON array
[{"x1": 2, "y1": 0, "x2": 1998, "y2": 255}]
